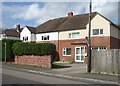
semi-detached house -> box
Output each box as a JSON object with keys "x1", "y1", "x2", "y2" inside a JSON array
[{"x1": 20, "y1": 12, "x2": 120, "y2": 63}]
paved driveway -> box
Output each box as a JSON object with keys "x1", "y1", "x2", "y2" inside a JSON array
[{"x1": 52, "y1": 63, "x2": 87, "y2": 75}]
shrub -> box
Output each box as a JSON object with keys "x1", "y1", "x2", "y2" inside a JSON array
[
  {"x1": 2, "y1": 39, "x2": 22, "y2": 61},
  {"x1": 12, "y1": 42, "x2": 56, "y2": 61}
]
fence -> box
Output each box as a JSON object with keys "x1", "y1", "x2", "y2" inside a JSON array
[{"x1": 91, "y1": 49, "x2": 120, "y2": 75}]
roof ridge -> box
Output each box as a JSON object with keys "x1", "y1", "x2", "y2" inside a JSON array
[
  {"x1": 35, "y1": 12, "x2": 99, "y2": 33},
  {"x1": 44, "y1": 12, "x2": 98, "y2": 23},
  {"x1": 26, "y1": 25, "x2": 35, "y2": 28}
]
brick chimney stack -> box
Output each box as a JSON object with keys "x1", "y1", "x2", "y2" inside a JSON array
[
  {"x1": 68, "y1": 12, "x2": 73, "y2": 17},
  {"x1": 16, "y1": 24, "x2": 20, "y2": 33}
]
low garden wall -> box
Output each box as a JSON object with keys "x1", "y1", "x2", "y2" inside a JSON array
[
  {"x1": 13, "y1": 42, "x2": 56, "y2": 69},
  {"x1": 15, "y1": 55, "x2": 52, "y2": 68}
]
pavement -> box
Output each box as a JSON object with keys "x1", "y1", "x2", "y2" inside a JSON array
[{"x1": 2, "y1": 62, "x2": 120, "y2": 85}]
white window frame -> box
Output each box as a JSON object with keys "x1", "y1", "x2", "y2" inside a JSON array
[
  {"x1": 69, "y1": 32, "x2": 80, "y2": 39},
  {"x1": 23, "y1": 36, "x2": 28, "y2": 42},
  {"x1": 41, "y1": 35, "x2": 49, "y2": 41},
  {"x1": 92, "y1": 29, "x2": 103, "y2": 36},
  {"x1": 92, "y1": 47, "x2": 107, "y2": 51},
  {"x1": 75, "y1": 46, "x2": 86, "y2": 62},
  {"x1": 62, "y1": 48, "x2": 71, "y2": 56}
]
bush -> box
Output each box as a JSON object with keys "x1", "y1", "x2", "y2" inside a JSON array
[
  {"x1": 0, "y1": 41, "x2": 2, "y2": 61},
  {"x1": 2, "y1": 39, "x2": 22, "y2": 61},
  {"x1": 12, "y1": 42, "x2": 56, "y2": 61}
]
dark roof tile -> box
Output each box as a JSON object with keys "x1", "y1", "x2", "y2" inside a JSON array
[
  {"x1": 26, "y1": 26, "x2": 36, "y2": 33},
  {"x1": 4, "y1": 29, "x2": 20, "y2": 37},
  {"x1": 36, "y1": 12, "x2": 97, "y2": 33}
]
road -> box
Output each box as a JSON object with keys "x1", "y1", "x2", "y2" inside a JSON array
[
  {"x1": 2, "y1": 68, "x2": 91, "y2": 84},
  {"x1": 1, "y1": 68, "x2": 119, "y2": 86}
]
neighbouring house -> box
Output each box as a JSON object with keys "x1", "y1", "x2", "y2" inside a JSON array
[
  {"x1": 20, "y1": 12, "x2": 120, "y2": 63},
  {"x1": 20, "y1": 26, "x2": 36, "y2": 42},
  {"x1": 0, "y1": 25, "x2": 22, "y2": 40}
]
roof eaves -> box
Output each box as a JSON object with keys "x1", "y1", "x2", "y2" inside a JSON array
[
  {"x1": 35, "y1": 27, "x2": 86, "y2": 34},
  {"x1": 6, "y1": 35, "x2": 20, "y2": 37}
]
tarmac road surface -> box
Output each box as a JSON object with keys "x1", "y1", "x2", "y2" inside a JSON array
[{"x1": 2, "y1": 68, "x2": 91, "y2": 84}]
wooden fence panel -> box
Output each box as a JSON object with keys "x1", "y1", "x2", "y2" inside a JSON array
[{"x1": 91, "y1": 49, "x2": 120, "y2": 75}]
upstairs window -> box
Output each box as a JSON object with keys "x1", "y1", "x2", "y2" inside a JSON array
[
  {"x1": 93, "y1": 29, "x2": 103, "y2": 36},
  {"x1": 63, "y1": 48, "x2": 71, "y2": 56},
  {"x1": 23, "y1": 36, "x2": 28, "y2": 41},
  {"x1": 69, "y1": 32, "x2": 80, "y2": 38},
  {"x1": 42, "y1": 35, "x2": 49, "y2": 40}
]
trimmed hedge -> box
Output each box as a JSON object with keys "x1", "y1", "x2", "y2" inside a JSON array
[
  {"x1": 12, "y1": 42, "x2": 56, "y2": 60},
  {"x1": 2, "y1": 39, "x2": 22, "y2": 61},
  {"x1": 0, "y1": 41, "x2": 2, "y2": 61}
]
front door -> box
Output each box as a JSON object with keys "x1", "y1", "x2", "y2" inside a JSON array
[{"x1": 75, "y1": 47, "x2": 85, "y2": 62}]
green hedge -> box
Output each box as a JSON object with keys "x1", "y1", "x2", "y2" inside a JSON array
[
  {"x1": 2, "y1": 39, "x2": 22, "y2": 61},
  {"x1": 0, "y1": 41, "x2": 2, "y2": 61},
  {"x1": 12, "y1": 42, "x2": 56, "y2": 60}
]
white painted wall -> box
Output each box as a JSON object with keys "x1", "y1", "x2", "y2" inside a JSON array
[
  {"x1": 5, "y1": 36, "x2": 20, "y2": 40},
  {"x1": 0, "y1": 35, "x2": 20, "y2": 40},
  {"x1": 86, "y1": 14, "x2": 110, "y2": 37},
  {"x1": 20, "y1": 27, "x2": 31, "y2": 42},
  {"x1": 36, "y1": 32, "x2": 58, "y2": 41},
  {"x1": 59, "y1": 29, "x2": 87, "y2": 40},
  {"x1": 31, "y1": 34, "x2": 36, "y2": 41},
  {"x1": 0, "y1": 34, "x2": 6, "y2": 40}
]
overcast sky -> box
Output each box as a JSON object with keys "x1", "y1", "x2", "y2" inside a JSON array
[{"x1": 1, "y1": 0, "x2": 119, "y2": 28}]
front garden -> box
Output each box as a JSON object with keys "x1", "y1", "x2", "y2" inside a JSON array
[{"x1": 2, "y1": 39, "x2": 57, "y2": 68}]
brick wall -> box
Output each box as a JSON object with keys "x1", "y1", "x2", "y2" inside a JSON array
[
  {"x1": 110, "y1": 37, "x2": 120, "y2": 49},
  {"x1": 91, "y1": 36, "x2": 120, "y2": 49},
  {"x1": 58, "y1": 39, "x2": 87, "y2": 63},
  {"x1": 91, "y1": 36, "x2": 110, "y2": 48},
  {"x1": 35, "y1": 36, "x2": 120, "y2": 63},
  {"x1": 15, "y1": 55, "x2": 52, "y2": 68}
]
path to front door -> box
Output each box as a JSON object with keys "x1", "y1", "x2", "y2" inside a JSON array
[{"x1": 75, "y1": 46, "x2": 85, "y2": 62}]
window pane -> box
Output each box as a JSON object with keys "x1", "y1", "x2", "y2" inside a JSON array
[
  {"x1": 69, "y1": 33, "x2": 71, "y2": 38},
  {"x1": 66, "y1": 48, "x2": 71, "y2": 55},
  {"x1": 81, "y1": 47, "x2": 85, "y2": 54},
  {"x1": 93, "y1": 29, "x2": 99, "y2": 35},
  {"x1": 63, "y1": 48, "x2": 65, "y2": 51},
  {"x1": 81, "y1": 55, "x2": 84, "y2": 61},
  {"x1": 47, "y1": 36, "x2": 49, "y2": 40},
  {"x1": 76, "y1": 48, "x2": 80, "y2": 54},
  {"x1": 100, "y1": 29, "x2": 103, "y2": 34},
  {"x1": 72, "y1": 32, "x2": 80, "y2": 38},
  {"x1": 44, "y1": 37, "x2": 47, "y2": 40},
  {"x1": 76, "y1": 56, "x2": 80, "y2": 60},
  {"x1": 23, "y1": 37, "x2": 24, "y2": 41},
  {"x1": 42, "y1": 36, "x2": 43, "y2": 40},
  {"x1": 63, "y1": 51, "x2": 66, "y2": 55},
  {"x1": 26, "y1": 37, "x2": 28, "y2": 40}
]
